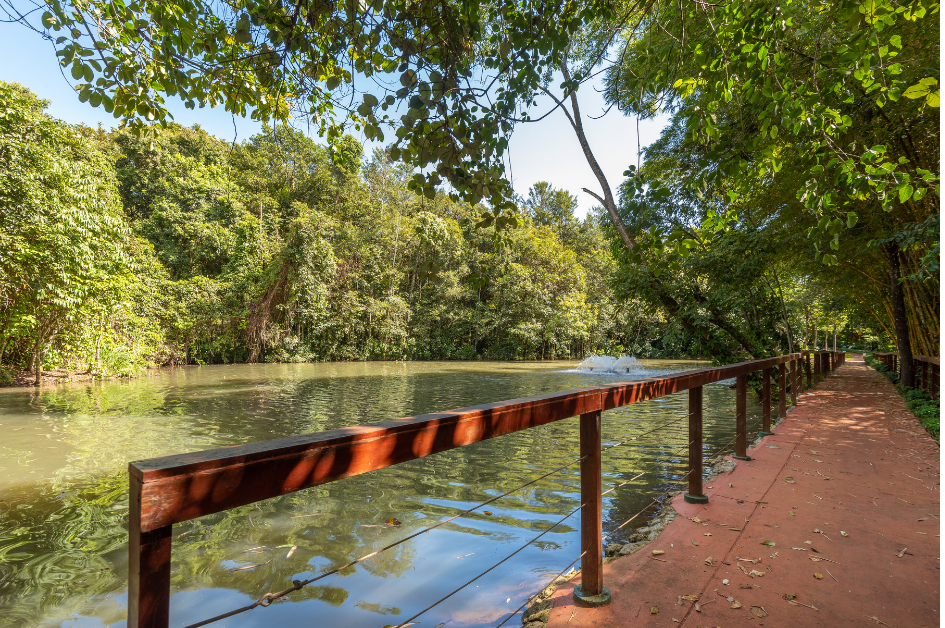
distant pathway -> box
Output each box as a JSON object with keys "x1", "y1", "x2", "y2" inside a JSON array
[{"x1": 545, "y1": 355, "x2": 940, "y2": 628}]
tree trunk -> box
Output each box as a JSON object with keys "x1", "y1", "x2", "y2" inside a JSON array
[
  {"x1": 832, "y1": 315, "x2": 837, "y2": 352},
  {"x1": 885, "y1": 243, "x2": 915, "y2": 387}
]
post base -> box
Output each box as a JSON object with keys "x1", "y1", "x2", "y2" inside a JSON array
[
  {"x1": 684, "y1": 493, "x2": 709, "y2": 504},
  {"x1": 573, "y1": 584, "x2": 611, "y2": 608},
  {"x1": 759, "y1": 430, "x2": 774, "y2": 437},
  {"x1": 732, "y1": 455, "x2": 752, "y2": 461}
]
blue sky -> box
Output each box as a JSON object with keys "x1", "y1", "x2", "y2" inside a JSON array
[{"x1": 0, "y1": 20, "x2": 668, "y2": 217}]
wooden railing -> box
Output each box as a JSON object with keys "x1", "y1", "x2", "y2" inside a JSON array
[
  {"x1": 873, "y1": 352, "x2": 940, "y2": 397},
  {"x1": 128, "y1": 351, "x2": 846, "y2": 627}
]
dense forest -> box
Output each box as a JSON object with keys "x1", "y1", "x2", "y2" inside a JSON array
[
  {"x1": 1, "y1": 81, "x2": 656, "y2": 381},
  {"x1": 0, "y1": 78, "x2": 932, "y2": 384}
]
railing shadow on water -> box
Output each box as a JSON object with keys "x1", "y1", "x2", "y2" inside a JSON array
[{"x1": 128, "y1": 351, "x2": 846, "y2": 628}]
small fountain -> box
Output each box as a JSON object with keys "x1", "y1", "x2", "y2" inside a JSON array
[{"x1": 574, "y1": 355, "x2": 646, "y2": 375}]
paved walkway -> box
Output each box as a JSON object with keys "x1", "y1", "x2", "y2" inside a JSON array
[{"x1": 546, "y1": 355, "x2": 940, "y2": 628}]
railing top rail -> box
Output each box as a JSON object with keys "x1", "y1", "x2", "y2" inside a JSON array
[
  {"x1": 129, "y1": 352, "x2": 800, "y2": 533},
  {"x1": 871, "y1": 352, "x2": 940, "y2": 365}
]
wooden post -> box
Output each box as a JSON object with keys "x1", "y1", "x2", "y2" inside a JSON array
[
  {"x1": 684, "y1": 386, "x2": 708, "y2": 504},
  {"x1": 734, "y1": 374, "x2": 750, "y2": 461},
  {"x1": 814, "y1": 352, "x2": 821, "y2": 382},
  {"x1": 574, "y1": 410, "x2": 610, "y2": 606},
  {"x1": 790, "y1": 358, "x2": 799, "y2": 406},
  {"x1": 805, "y1": 353, "x2": 812, "y2": 389},
  {"x1": 760, "y1": 368, "x2": 773, "y2": 436},
  {"x1": 129, "y1": 470, "x2": 172, "y2": 628},
  {"x1": 778, "y1": 363, "x2": 787, "y2": 420}
]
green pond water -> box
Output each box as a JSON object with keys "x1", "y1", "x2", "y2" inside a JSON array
[{"x1": 0, "y1": 360, "x2": 768, "y2": 628}]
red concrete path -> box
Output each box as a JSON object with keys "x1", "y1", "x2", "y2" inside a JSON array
[{"x1": 545, "y1": 355, "x2": 940, "y2": 628}]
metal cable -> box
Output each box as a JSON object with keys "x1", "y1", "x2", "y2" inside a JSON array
[
  {"x1": 493, "y1": 466, "x2": 700, "y2": 628},
  {"x1": 601, "y1": 440, "x2": 694, "y2": 499},
  {"x1": 600, "y1": 416, "x2": 687, "y2": 454},
  {"x1": 389, "y1": 497, "x2": 590, "y2": 628},
  {"x1": 183, "y1": 453, "x2": 587, "y2": 628}
]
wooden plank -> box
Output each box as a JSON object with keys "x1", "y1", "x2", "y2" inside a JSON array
[
  {"x1": 762, "y1": 367, "x2": 772, "y2": 433},
  {"x1": 734, "y1": 375, "x2": 748, "y2": 460},
  {"x1": 687, "y1": 386, "x2": 704, "y2": 500},
  {"x1": 131, "y1": 388, "x2": 602, "y2": 532},
  {"x1": 128, "y1": 471, "x2": 171, "y2": 628},
  {"x1": 778, "y1": 363, "x2": 787, "y2": 419},
  {"x1": 600, "y1": 355, "x2": 797, "y2": 411},
  {"x1": 579, "y1": 410, "x2": 603, "y2": 596}
]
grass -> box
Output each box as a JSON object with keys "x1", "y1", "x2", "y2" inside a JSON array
[{"x1": 865, "y1": 354, "x2": 940, "y2": 442}]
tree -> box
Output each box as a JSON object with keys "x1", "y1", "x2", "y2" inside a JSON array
[{"x1": 0, "y1": 82, "x2": 134, "y2": 382}]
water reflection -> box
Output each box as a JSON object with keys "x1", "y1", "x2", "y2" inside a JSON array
[{"x1": 0, "y1": 361, "x2": 766, "y2": 627}]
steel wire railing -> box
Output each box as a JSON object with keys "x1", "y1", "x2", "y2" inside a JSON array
[
  {"x1": 493, "y1": 433, "x2": 753, "y2": 628},
  {"x1": 183, "y1": 454, "x2": 589, "y2": 627},
  {"x1": 128, "y1": 351, "x2": 845, "y2": 628}
]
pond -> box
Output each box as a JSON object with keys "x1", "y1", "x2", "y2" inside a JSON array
[{"x1": 0, "y1": 360, "x2": 768, "y2": 628}]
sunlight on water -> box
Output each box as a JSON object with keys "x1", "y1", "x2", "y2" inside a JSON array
[{"x1": 0, "y1": 360, "x2": 767, "y2": 627}]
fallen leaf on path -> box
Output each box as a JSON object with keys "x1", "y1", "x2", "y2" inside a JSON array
[
  {"x1": 739, "y1": 584, "x2": 753, "y2": 590},
  {"x1": 896, "y1": 547, "x2": 907, "y2": 557},
  {"x1": 813, "y1": 573, "x2": 824, "y2": 580},
  {"x1": 682, "y1": 595, "x2": 699, "y2": 601},
  {"x1": 652, "y1": 550, "x2": 665, "y2": 556},
  {"x1": 705, "y1": 556, "x2": 713, "y2": 566},
  {"x1": 789, "y1": 511, "x2": 795, "y2": 516},
  {"x1": 750, "y1": 606, "x2": 768, "y2": 618},
  {"x1": 731, "y1": 600, "x2": 742, "y2": 609},
  {"x1": 691, "y1": 540, "x2": 699, "y2": 546},
  {"x1": 728, "y1": 527, "x2": 742, "y2": 531},
  {"x1": 650, "y1": 606, "x2": 659, "y2": 614},
  {"x1": 867, "y1": 616, "x2": 890, "y2": 626},
  {"x1": 781, "y1": 593, "x2": 796, "y2": 601},
  {"x1": 738, "y1": 564, "x2": 750, "y2": 575},
  {"x1": 784, "y1": 477, "x2": 796, "y2": 484},
  {"x1": 691, "y1": 517, "x2": 703, "y2": 523},
  {"x1": 761, "y1": 540, "x2": 776, "y2": 546},
  {"x1": 704, "y1": 533, "x2": 712, "y2": 536},
  {"x1": 840, "y1": 531, "x2": 848, "y2": 537},
  {"x1": 737, "y1": 557, "x2": 762, "y2": 564},
  {"x1": 748, "y1": 569, "x2": 765, "y2": 578}
]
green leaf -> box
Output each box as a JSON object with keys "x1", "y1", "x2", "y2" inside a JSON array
[
  {"x1": 846, "y1": 212, "x2": 858, "y2": 228},
  {"x1": 899, "y1": 184, "x2": 914, "y2": 203},
  {"x1": 903, "y1": 83, "x2": 931, "y2": 99}
]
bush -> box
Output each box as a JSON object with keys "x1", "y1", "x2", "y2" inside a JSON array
[{"x1": 866, "y1": 354, "x2": 939, "y2": 441}]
